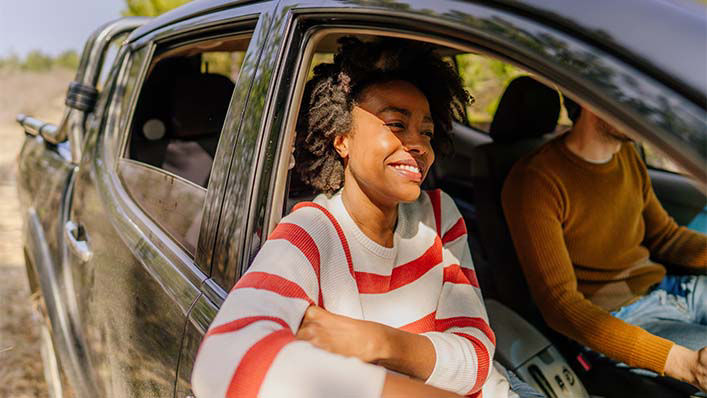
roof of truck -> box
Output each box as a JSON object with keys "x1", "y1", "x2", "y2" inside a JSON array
[{"x1": 127, "y1": 0, "x2": 706, "y2": 100}]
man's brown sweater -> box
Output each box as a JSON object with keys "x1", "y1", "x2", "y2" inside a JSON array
[{"x1": 502, "y1": 135, "x2": 706, "y2": 374}]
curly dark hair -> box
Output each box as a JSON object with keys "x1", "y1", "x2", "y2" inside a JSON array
[{"x1": 295, "y1": 36, "x2": 472, "y2": 194}]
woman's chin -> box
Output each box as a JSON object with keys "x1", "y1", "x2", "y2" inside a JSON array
[{"x1": 393, "y1": 184, "x2": 422, "y2": 203}]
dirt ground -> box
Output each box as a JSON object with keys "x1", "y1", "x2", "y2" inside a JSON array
[{"x1": 0, "y1": 67, "x2": 73, "y2": 398}]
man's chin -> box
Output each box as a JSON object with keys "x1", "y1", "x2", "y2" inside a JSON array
[
  {"x1": 611, "y1": 132, "x2": 633, "y2": 143},
  {"x1": 604, "y1": 129, "x2": 633, "y2": 143}
]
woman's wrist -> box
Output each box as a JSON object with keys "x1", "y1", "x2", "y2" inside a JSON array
[
  {"x1": 369, "y1": 322, "x2": 397, "y2": 363},
  {"x1": 382, "y1": 373, "x2": 461, "y2": 398},
  {"x1": 373, "y1": 326, "x2": 435, "y2": 381}
]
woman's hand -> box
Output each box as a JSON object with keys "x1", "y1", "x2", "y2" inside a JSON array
[
  {"x1": 382, "y1": 373, "x2": 463, "y2": 398},
  {"x1": 296, "y1": 305, "x2": 389, "y2": 363},
  {"x1": 665, "y1": 344, "x2": 707, "y2": 391},
  {"x1": 296, "y1": 306, "x2": 436, "y2": 381}
]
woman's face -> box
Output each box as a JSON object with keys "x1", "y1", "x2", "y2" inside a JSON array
[{"x1": 335, "y1": 80, "x2": 435, "y2": 206}]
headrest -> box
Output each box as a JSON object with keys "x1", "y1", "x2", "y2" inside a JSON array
[
  {"x1": 170, "y1": 73, "x2": 235, "y2": 138},
  {"x1": 489, "y1": 76, "x2": 560, "y2": 144}
]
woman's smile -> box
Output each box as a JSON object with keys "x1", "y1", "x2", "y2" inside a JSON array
[
  {"x1": 388, "y1": 158, "x2": 423, "y2": 183},
  {"x1": 336, "y1": 80, "x2": 436, "y2": 206}
]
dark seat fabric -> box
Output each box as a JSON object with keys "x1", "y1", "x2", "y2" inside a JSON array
[
  {"x1": 469, "y1": 76, "x2": 561, "y2": 326},
  {"x1": 129, "y1": 56, "x2": 235, "y2": 187}
]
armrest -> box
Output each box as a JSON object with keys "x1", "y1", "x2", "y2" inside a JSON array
[{"x1": 485, "y1": 299, "x2": 590, "y2": 398}]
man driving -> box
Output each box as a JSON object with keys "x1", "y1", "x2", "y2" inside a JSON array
[{"x1": 501, "y1": 99, "x2": 707, "y2": 391}]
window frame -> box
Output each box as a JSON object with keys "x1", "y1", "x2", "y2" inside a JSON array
[
  {"x1": 211, "y1": 1, "x2": 705, "y2": 292},
  {"x1": 114, "y1": 35, "x2": 252, "y2": 260},
  {"x1": 108, "y1": 11, "x2": 266, "y2": 280}
]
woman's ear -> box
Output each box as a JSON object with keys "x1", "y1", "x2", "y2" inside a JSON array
[{"x1": 333, "y1": 134, "x2": 349, "y2": 159}]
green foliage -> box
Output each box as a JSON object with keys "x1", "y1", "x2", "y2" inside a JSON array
[
  {"x1": 54, "y1": 50, "x2": 80, "y2": 70},
  {"x1": 0, "y1": 53, "x2": 21, "y2": 70},
  {"x1": 0, "y1": 49, "x2": 80, "y2": 72},
  {"x1": 122, "y1": 0, "x2": 192, "y2": 16},
  {"x1": 201, "y1": 52, "x2": 246, "y2": 81},
  {"x1": 456, "y1": 53, "x2": 526, "y2": 125},
  {"x1": 22, "y1": 50, "x2": 54, "y2": 71}
]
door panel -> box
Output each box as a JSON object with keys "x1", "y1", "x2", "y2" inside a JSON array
[
  {"x1": 175, "y1": 4, "x2": 278, "y2": 397},
  {"x1": 65, "y1": 45, "x2": 204, "y2": 397},
  {"x1": 649, "y1": 168, "x2": 707, "y2": 232},
  {"x1": 118, "y1": 159, "x2": 206, "y2": 255}
]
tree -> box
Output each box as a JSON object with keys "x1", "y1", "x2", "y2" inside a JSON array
[
  {"x1": 22, "y1": 50, "x2": 53, "y2": 71},
  {"x1": 123, "y1": 0, "x2": 192, "y2": 17},
  {"x1": 54, "y1": 50, "x2": 80, "y2": 70},
  {"x1": 0, "y1": 53, "x2": 21, "y2": 70}
]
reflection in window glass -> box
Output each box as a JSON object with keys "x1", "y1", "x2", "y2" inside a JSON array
[
  {"x1": 119, "y1": 160, "x2": 206, "y2": 255},
  {"x1": 201, "y1": 51, "x2": 246, "y2": 81}
]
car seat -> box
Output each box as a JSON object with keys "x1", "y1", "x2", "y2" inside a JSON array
[
  {"x1": 469, "y1": 75, "x2": 560, "y2": 326},
  {"x1": 129, "y1": 56, "x2": 235, "y2": 187}
]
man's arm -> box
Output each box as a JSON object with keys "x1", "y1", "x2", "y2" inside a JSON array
[
  {"x1": 501, "y1": 167, "x2": 675, "y2": 374},
  {"x1": 641, "y1": 173, "x2": 707, "y2": 269}
]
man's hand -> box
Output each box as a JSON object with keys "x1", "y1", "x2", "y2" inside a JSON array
[
  {"x1": 665, "y1": 345, "x2": 707, "y2": 391},
  {"x1": 296, "y1": 305, "x2": 389, "y2": 363}
]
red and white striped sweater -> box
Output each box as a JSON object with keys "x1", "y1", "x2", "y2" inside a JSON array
[{"x1": 191, "y1": 189, "x2": 514, "y2": 398}]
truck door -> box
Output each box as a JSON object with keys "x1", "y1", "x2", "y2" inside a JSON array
[
  {"x1": 16, "y1": 18, "x2": 145, "y2": 398},
  {"x1": 64, "y1": 8, "x2": 271, "y2": 396}
]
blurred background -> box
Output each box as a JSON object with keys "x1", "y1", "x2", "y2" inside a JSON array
[
  {"x1": 0, "y1": 2, "x2": 187, "y2": 396},
  {"x1": 0, "y1": 0, "x2": 701, "y2": 396}
]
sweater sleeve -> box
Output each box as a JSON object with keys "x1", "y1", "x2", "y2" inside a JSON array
[
  {"x1": 421, "y1": 190, "x2": 497, "y2": 396},
  {"x1": 639, "y1": 161, "x2": 707, "y2": 269},
  {"x1": 501, "y1": 168, "x2": 674, "y2": 374},
  {"x1": 190, "y1": 208, "x2": 386, "y2": 398}
]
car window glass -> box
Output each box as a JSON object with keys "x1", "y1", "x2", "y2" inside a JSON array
[
  {"x1": 641, "y1": 141, "x2": 686, "y2": 174},
  {"x1": 118, "y1": 35, "x2": 251, "y2": 257}
]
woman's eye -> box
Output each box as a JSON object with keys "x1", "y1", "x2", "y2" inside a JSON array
[
  {"x1": 385, "y1": 122, "x2": 405, "y2": 130},
  {"x1": 422, "y1": 131, "x2": 434, "y2": 139}
]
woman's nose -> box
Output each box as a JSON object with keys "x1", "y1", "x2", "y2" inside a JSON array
[{"x1": 401, "y1": 130, "x2": 428, "y2": 154}]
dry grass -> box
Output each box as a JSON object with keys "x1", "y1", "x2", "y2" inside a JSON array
[{"x1": 0, "y1": 66, "x2": 74, "y2": 398}]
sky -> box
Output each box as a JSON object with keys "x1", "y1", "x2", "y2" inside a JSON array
[{"x1": 0, "y1": 0, "x2": 125, "y2": 57}]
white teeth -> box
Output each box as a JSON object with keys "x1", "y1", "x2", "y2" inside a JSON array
[{"x1": 392, "y1": 164, "x2": 420, "y2": 173}]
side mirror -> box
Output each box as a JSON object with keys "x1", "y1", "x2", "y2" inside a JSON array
[{"x1": 47, "y1": 17, "x2": 147, "y2": 163}]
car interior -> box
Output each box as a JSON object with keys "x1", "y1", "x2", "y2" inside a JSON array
[
  {"x1": 126, "y1": 36, "x2": 250, "y2": 189},
  {"x1": 281, "y1": 33, "x2": 707, "y2": 398},
  {"x1": 118, "y1": 36, "x2": 249, "y2": 255},
  {"x1": 112, "y1": 28, "x2": 705, "y2": 397}
]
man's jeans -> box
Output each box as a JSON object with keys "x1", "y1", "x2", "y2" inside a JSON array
[{"x1": 611, "y1": 274, "x2": 707, "y2": 352}]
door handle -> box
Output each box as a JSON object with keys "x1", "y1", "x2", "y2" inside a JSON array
[{"x1": 65, "y1": 221, "x2": 92, "y2": 262}]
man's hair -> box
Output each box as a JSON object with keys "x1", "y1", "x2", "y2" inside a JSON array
[{"x1": 294, "y1": 36, "x2": 472, "y2": 194}]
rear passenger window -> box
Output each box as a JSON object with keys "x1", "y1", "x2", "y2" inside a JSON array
[{"x1": 118, "y1": 35, "x2": 251, "y2": 256}]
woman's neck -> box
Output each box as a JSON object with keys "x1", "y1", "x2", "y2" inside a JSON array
[{"x1": 341, "y1": 179, "x2": 398, "y2": 248}]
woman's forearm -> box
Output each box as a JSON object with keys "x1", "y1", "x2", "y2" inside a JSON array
[
  {"x1": 376, "y1": 325, "x2": 436, "y2": 381},
  {"x1": 382, "y1": 373, "x2": 461, "y2": 398}
]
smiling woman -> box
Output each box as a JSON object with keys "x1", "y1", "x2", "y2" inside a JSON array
[
  {"x1": 190, "y1": 37, "x2": 543, "y2": 398},
  {"x1": 294, "y1": 37, "x2": 464, "y2": 196}
]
